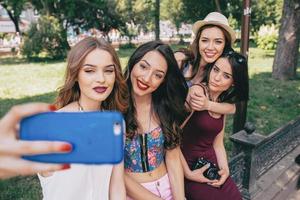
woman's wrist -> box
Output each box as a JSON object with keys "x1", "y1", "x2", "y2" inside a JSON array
[
  {"x1": 184, "y1": 168, "x2": 193, "y2": 180},
  {"x1": 207, "y1": 100, "x2": 212, "y2": 111},
  {"x1": 219, "y1": 166, "x2": 229, "y2": 174}
]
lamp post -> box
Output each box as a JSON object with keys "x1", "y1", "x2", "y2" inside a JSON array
[{"x1": 233, "y1": 0, "x2": 251, "y2": 133}]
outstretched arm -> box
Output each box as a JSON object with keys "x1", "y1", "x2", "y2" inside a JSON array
[{"x1": 0, "y1": 103, "x2": 71, "y2": 179}]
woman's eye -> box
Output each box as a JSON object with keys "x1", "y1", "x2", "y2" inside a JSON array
[
  {"x1": 224, "y1": 74, "x2": 231, "y2": 79},
  {"x1": 215, "y1": 40, "x2": 223, "y2": 44},
  {"x1": 105, "y1": 69, "x2": 115, "y2": 73},
  {"x1": 84, "y1": 69, "x2": 94, "y2": 73},
  {"x1": 140, "y1": 64, "x2": 147, "y2": 69},
  {"x1": 155, "y1": 73, "x2": 163, "y2": 79},
  {"x1": 213, "y1": 67, "x2": 219, "y2": 72}
]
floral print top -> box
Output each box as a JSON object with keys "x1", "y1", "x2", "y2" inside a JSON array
[{"x1": 124, "y1": 127, "x2": 165, "y2": 172}]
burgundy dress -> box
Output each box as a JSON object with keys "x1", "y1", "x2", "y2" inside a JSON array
[{"x1": 181, "y1": 110, "x2": 242, "y2": 200}]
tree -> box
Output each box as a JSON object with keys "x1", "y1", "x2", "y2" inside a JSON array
[
  {"x1": 0, "y1": 0, "x2": 27, "y2": 33},
  {"x1": 272, "y1": 0, "x2": 300, "y2": 80},
  {"x1": 216, "y1": 0, "x2": 283, "y2": 33},
  {"x1": 30, "y1": 0, "x2": 125, "y2": 46},
  {"x1": 117, "y1": 0, "x2": 157, "y2": 31},
  {"x1": 161, "y1": 0, "x2": 184, "y2": 33},
  {"x1": 154, "y1": 0, "x2": 160, "y2": 40},
  {"x1": 181, "y1": 0, "x2": 227, "y2": 23},
  {"x1": 116, "y1": 0, "x2": 151, "y2": 42},
  {"x1": 250, "y1": 0, "x2": 283, "y2": 31},
  {"x1": 22, "y1": 15, "x2": 68, "y2": 59}
]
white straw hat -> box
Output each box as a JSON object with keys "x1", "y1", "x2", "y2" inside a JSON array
[{"x1": 192, "y1": 12, "x2": 236, "y2": 44}]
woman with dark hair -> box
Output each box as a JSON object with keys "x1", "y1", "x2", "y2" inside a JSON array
[
  {"x1": 124, "y1": 41, "x2": 188, "y2": 200},
  {"x1": 38, "y1": 37, "x2": 128, "y2": 200},
  {"x1": 174, "y1": 48, "x2": 194, "y2": 73},
  {"x1": 180, "y1": 51, "x2": 249, "y2": 200}
]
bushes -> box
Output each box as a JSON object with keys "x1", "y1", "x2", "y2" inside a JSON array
[
  {"x1": 22, "y1": 15, "x2": 69, "y2": 59},
  {"x1": 255, "y1": 24, "x2": 278, "y2": 50}
]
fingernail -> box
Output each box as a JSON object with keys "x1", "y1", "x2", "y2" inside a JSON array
[
  {"x1": 60, "y1": 143, "x2": 72, "y2": 152},
  {"x1": 49, "y1": 104, "x2": 57, "y2": 111},
  {"x1": 61, "y1": 164, "x2": 70, "y2": 170}
]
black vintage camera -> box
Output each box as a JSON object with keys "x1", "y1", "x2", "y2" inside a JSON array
[{"x1": 192, "y1": 157, "x2": 221, "y2": 180}]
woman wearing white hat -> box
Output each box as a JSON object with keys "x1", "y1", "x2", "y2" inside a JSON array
[{"x1": 176, "y1": 12, "x2": 236, "y2": 115}]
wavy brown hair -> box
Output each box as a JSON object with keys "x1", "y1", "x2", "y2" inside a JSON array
[
  {"x1": 55, "y1": 37, "x2": 128, "y2": 113},
  {"x1": 189, "y1": 24, "x2": 232, "y2": 81}
]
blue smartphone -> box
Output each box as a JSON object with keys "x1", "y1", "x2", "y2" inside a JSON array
[{"x1": 20, "y1": 111, "x2": 124, "y2": 164}]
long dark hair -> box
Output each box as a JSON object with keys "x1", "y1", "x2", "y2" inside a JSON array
[
  {"x1": 174, "y1": 48, "x2": 194, "y2": 73},
  {"x1": 203, "y1": 50, "x2": 249, "y2": 103},
  {"x1": 124, "y1": 41, "x2": 188, "y2": 149},
  {"x1": 189, "y1": 24, "x2": 232, "y2": 81}
]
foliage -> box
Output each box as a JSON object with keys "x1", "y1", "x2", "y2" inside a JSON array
[
  {"x1": 125, "y1": 22, "x2": 139, "y2": 43},
  {"x1": 227, "y1": 14, "x2": 239, "y2": 31},
  {"x1": 176, "y1": 0, "x2": 283, "y2": 33},
  {"x1": 255, "y1": 24, "x2": 278, "y2": 50},
  {"x1": 116, "y1": 0, "x2": 154, "y2": 33},
  {"x1": 161, "y1": 0, "x2": 184, "y2": 30},
  {"x1": 250, "y1": 0, "x2": 283, "y2": 32},
  {"x1": 119, "y1": 43, "x2": 136, "y2": 49},
  {"x1": 180, "y1": 0, "x2": 227, "y2": 24},
  {"x1": 30, "y1": 0, "x2": 125, "y2": 36},
  {"x1": 21, "y1": 15, "x2": 68, "y2": 59}
]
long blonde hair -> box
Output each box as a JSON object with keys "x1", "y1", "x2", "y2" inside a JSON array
[{"x1": 55, "y1": 37, "x2": 128, "y2": 113}]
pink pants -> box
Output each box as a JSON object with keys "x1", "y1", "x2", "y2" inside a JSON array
[{"x1": 127, "y1": 173, "x2": 174, "y2": 200}]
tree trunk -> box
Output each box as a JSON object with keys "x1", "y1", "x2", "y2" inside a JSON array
[
  {"x1": 8, "y1": 12, "x2": 20, "y2": 33},
  {"x1": 272, "y1": 0, "x2": 300, "y2": 80},
  {"x1": 154, "y1": 0, "x2": 160, "y2": 41},
  {"x1": 1, "y1": 3, "x2": 20, "y2": 33},
  {"x1": 214, "y1": 0, "x2": 221, "y2": 13}
]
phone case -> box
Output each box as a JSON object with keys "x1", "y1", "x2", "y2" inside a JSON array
[{"x1": 20, "y1": 111, "x2": 124, "y2": 164}]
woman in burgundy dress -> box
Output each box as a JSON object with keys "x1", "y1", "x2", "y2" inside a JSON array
[{"x1": 180, "y1": 51, "x2": 249, "y2": 200}]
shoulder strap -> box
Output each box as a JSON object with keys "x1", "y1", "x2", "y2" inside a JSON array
[{"x1": 180, "y1": 110, "x2": 194, "y2": 129}]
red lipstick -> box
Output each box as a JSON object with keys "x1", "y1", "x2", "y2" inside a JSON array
[{"x1": 137, "y1": 80, "x2": 149, "y2": 90}]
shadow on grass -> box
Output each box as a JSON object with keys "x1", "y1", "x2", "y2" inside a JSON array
[
  {"x1": 247, "y1": 71, "x2": 300, "y2": 136},
  {"x1": 0, "y1": 176, "x2": 42, "y2": 200},
  {"x1": 0, "y1": 56, "x2": 65, "y2": 65},
  {"x1": 0, "y1": 92, "x2": 57, "y2": 117}
]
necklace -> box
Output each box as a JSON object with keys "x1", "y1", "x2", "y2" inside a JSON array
[{"x1": 77, "y1": 101, "x2": 84, "y2": 112}]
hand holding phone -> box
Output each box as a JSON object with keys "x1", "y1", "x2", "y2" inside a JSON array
[{"x1": 20, "y1": 111, "x2": 124, "y2": 164}]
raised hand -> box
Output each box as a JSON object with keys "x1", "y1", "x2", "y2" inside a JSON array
[{"x1": 0, "y1": 103, "x2": 72, "y2": 179}]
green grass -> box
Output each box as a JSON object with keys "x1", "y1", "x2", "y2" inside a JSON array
[{"x1": 0, "y1": 46, "x2": 299, "y2": 199}]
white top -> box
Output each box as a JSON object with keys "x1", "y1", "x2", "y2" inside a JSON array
[{"x1": 38, "y1": 164, "x2": 113, "y2": 200}]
